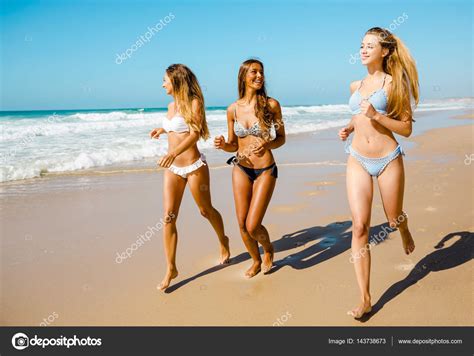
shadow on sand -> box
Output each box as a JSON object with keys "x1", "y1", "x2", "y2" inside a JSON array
[
  {"x1": 358, "y1": 231, "x2": 473, "y2": 322},
  {"x1": 165, "y1": 221, "x2": 392, "y2": 293},
  {"x1": 269, "y1": 221, "x2": 390, "y2": 273}
]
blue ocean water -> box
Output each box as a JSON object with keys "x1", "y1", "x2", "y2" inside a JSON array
[{"x1": 0, "y1": 98, "x2": 472, "y2": 183}]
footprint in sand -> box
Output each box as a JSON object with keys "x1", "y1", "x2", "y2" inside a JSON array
[
  {"x1": 302, "y1": 181, "x2": 336, "y2": 197},
  {"x1": 304, "y1": 191, "x2": 323, "y2": 196},
  {"x1": 271, "y1": 204, "x2": 307, "y2": 213},
  {"x1": 306, "y1": 181, "x2": 336, "y2": 188}
]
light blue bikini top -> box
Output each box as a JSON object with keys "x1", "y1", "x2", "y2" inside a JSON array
[
  {"x1": 349, "y1": 74, "x2": 388, "y2": 115},
  {"x1": 233, "y1": 105, "x2": 264, "y2": 138}
]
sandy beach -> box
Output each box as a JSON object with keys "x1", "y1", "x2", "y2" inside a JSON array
[{"x1": 1, "y1": 111, "x2": 472, "y2": 327}]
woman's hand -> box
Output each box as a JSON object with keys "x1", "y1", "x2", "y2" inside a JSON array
[
  {"x1": 251, "y1": 137, "x2": 268, "y2": 157},
  {"x1": 158, "y1": 152, "x2": 177, "y2": 168},
  {"x1": 359, "y1": 100, "x2": 378, "y2": 119},
  {"x1": 150, "y1": 128, "x2": 164, "y2": 139},
  {"x1": 214, "y1": 135, "x2": 225, "y2": 149},
  {"x1": 338, "y1": 126, "x2": 353, "y2": 141}
]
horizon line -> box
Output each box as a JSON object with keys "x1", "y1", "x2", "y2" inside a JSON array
[{"x1": 0, "y1": 96, "x2": 472, "y2": 114}]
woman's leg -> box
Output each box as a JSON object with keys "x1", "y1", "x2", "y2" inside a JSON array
[
  {"x1": 346, "y1": 155, "x2": 374, "y2": 318},
  {"x1": 245, "y1": 170, "x2": 276, "y2": 274},
  {"x1": 232, "y1": 166, "x2": 261, "y2": 278},
  {"x1": 158, "y1": 169, "x2": 187, "y2": 291},
  {"x1": 377, "y1": 155, "x2": 415, "y2": 254},
  {"x1": 187, "y1": 163, "x2": 231, "y2": 264}
]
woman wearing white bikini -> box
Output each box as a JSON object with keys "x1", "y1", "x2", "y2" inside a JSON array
[
  {"x1": 150, "y1": 64, "x2": 231, "y2": 291},
  {"x1": 338, "y1": 27, "x2": 419, "y2": 318},
  {"x1": 214, "y1": 59, "x2": 286, "y2": 278}
]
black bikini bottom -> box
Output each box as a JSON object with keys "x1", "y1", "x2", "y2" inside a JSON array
[{"x1": 226, "y1": 156, "x2": 278, "y2": 182}]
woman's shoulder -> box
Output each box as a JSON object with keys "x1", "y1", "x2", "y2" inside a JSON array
[
  {"x1": 226, "y1": 101, "x2": 237, "y2": 114},
  {"x1": 267, "y1": 97, "x2": 281, "y2": 111},
  {"x1": 350, "y1": 80, "x2": 362, "y2": 93}
]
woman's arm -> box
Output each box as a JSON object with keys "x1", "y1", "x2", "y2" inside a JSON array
[
  {"x1": 168, "y1": 131, "x2": 200, "y2": 158},
  {"x1": 264, "y1": 98, "x2": 285, "y2": 150},
  {"x1": 346, "y1": 117, "x2": 355, "y2": 132},
  {"x1": 159, "y1": 129, "x2": 200, "y2": 167},
  {"x1": 372, "y1": 111, "x2": 413, "y2": 137},
  {"x1": 360, "y1": 81, "x2": 413, "y2": 137},
  {"x1": 345, "y1": 81, "x2": 360, "y2": 133},
  {"x1": 214, "y1": 104, "x2": 239, "y2": 152},
  {"x1": 150, "y1": 102, "x2": 173, "y2": 138}
]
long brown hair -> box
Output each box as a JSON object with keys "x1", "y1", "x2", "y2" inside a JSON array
[
  {"x1": 237, "y1": 59, "x2": 278, "y2": 131},
  {"x1": 166, "y1": 64, "x2": 209, "y2": 140},
  {"x1": 365, "y1": 27, "x2": 419, "y2": 120}
]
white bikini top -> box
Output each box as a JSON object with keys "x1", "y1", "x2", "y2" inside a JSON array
[{"x1": 163, "y1": 114, "x2": 190, "y2": 133}]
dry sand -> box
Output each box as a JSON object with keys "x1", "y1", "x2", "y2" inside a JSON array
[{"x1": 1, "y1": 118, "x2": 472, "y2": 326}]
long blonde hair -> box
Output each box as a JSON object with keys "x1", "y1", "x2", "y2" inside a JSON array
[
  {"x1": 366, "y1": 27, "x2": 419, "y2": 120},
  {"x1": 166, "y1": 64, "x2": 209, "y2": 140},
  {"x1": 238, "y1": 59, "x2": 282, "y2": 131}
]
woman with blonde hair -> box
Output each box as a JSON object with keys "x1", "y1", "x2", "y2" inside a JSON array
[
  {"x1": 214, "y1": 59, "x2": 286, "y2": 278},
  {"x1": 150, "y1": 64, "x2": 230, "y2": 291},
  {"x1": 338, "y1": 27, "x2": 419, "y2": 318}
]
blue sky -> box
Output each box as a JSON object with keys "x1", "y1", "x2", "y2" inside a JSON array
[{"x1": 1, "y1": 0, "x2": 472, "y2": 110}]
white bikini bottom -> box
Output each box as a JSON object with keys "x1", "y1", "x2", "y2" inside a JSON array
[{"x1": 168, "y1": 153, "x2": 207, "y2": 178}]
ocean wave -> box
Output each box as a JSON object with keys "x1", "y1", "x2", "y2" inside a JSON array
[
  {"x1": 0, "y1": 114, "x2": 164, "y2": 142},
  {"x1": 416, "y1": 99, "x2": 473, "y2": 112},
  {"x1": 1, "y1": 98, "x2": 471, "y2": 182},
  {"x1": 282, "y1": 104, "x2": 350, "y2": 116},
  {"x1": 0, "y1": 141, "x2": 169, "y2": 182}
]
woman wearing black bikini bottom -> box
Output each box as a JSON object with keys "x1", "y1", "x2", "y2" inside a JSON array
[{"x1": 214, "y1": 59, "x2": 285, "y2": 278}]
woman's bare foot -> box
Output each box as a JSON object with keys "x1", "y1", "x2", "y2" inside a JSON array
[
  {"x1": 245, "y1": 261, "x2": 261, "y2": 278},
  {"x1": 347, "y1": 299, "x2": 372, "y2": 319},
  {"x1": 157, "y1": 269, "x2": 178, "y2": 291},
  {"x1": 400, "y1": 227, "x2": 415, "y2": 255},
  {"x1": 219, "y1": 236, "x2": 231, "y2": 264},
  {"x1": 262, "y1": 245, "x2": 274, "y2": 274}
]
